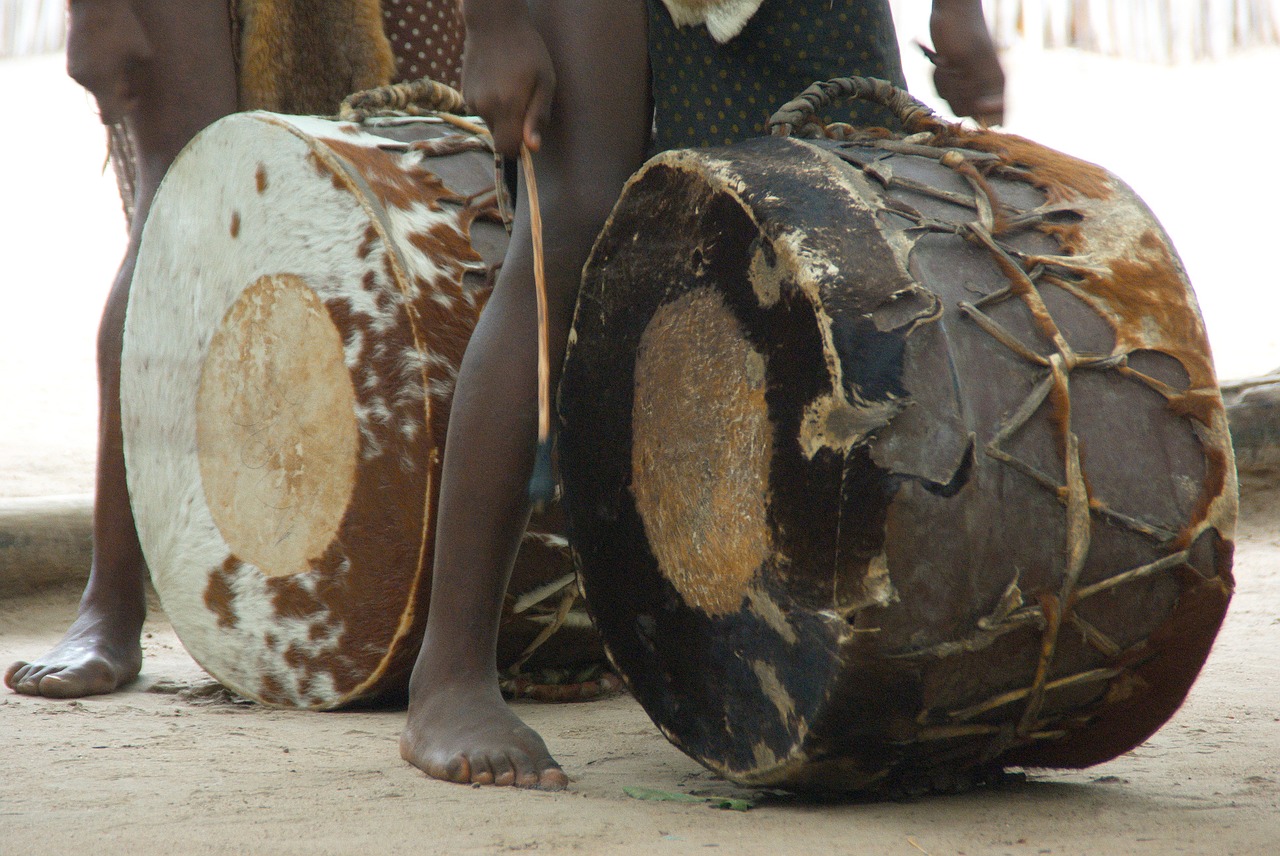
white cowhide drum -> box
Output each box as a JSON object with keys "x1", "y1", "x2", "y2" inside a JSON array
[{"x1": 122, "y1": 112, "x2": 590, "y2": 709}]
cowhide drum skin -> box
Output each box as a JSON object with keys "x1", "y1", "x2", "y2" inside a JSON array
[
  {"x1": 560, "y1": 117, "x2": 1237, "y2": 791},
  {"x1": 122, "y1": 112, "x2": 588, "y2": 709}
]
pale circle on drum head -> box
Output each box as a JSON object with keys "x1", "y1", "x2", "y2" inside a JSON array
[
  {"x1": 631, "y1": 286, "x2": 772, "y2": 617},
  {"x1": 196, "y1": 273, "x2": 359, "y2": 581}
]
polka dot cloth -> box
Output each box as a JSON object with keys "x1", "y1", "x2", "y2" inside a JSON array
[
  {"x1": 647, "y1": 0, "x2": 907, "y2": 152},
  {"x1": 383, "y1": 0, "x2": 464, "y2": 89}
]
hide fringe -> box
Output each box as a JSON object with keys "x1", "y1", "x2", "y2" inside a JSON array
[{"x1": 657, "y1": 0, "x2": 766, "y2": 42}]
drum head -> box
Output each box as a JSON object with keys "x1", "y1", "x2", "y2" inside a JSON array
[{"x1": 123, "y1": 112, "x2": 503, "y2": 708}]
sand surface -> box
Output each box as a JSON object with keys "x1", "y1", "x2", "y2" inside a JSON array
[
  {"x1": 2, "y1": 484, "x2": 1277, "y2": 855},
  {"x1": 3, "y1": 31, "x2": 1280, "y2": 856}
]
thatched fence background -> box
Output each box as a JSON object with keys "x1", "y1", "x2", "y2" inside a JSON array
[
  {"x1": 975, "y1": 0, "x2": 1280, "y2": 62},
  {"x1": 1, "y1": 0, "x2": 63, "y2": 58},
  {"x1": 3, "y1": 0, "x2": 1280, "y2": 60}
]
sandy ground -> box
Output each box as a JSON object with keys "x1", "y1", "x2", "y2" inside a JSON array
[
  {"x1": 1, "y1": 486, "x2": 1276, "y2": 855},
  {"x1": 3, "y1": 30, "x2": 1280, "y2": 856}
]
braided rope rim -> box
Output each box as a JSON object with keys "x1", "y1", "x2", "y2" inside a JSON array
[
  {"x1": 767, "y1": 76, "x2": 948, "y2": 139},
  {"x1": 338, "y1": 76, "x2": 469, "y2": 123}
]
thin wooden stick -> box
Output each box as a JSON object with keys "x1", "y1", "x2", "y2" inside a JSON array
[{"x1": 521, "y1": 144, "x2": 555, "y2": 507}]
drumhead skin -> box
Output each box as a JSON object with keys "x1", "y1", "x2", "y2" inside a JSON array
[
  {"x1": 122, "y1": 112, "x2": 510, "y2": 709},
  {"x1": 560, "y1": 130, "x2": 1236, "y2": 791}
]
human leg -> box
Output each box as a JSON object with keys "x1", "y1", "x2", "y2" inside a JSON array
[
  {"x1": 399, "y1": 0, "x2": 651, "y2": 789},
  {"x1": 5, "y1": 0, "x2": 238, "y2": 698}
]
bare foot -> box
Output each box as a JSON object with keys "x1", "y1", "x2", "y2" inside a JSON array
[
  {"x1": 400, "y1": 678, "x2": 569, "y2": 790},
  {"x1": 5, "y1": 606, "x2": 143, "y2": 698}
]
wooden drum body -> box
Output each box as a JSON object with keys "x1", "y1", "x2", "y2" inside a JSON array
[
  {"x1": 560, "y1": 85, "x2": 1236, "y2": 792},
  {"x1": 123, "y1": 112, "x2": 591, "y2": 709}
]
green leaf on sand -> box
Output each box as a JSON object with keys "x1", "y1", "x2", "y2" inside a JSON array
[{"x1": 623, "y1": 786, "x2": 754, "y2": 811}]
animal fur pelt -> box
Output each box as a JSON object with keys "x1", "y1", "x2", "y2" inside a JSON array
[
  {"x1": 657, "y1": 0, "x2": 765, "y2": 42},
  {"x1": 235, "y1": 0, "x2": 395, "y2": 114}
]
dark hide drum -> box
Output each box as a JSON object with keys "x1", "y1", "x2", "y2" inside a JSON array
[
  {"x1": 559, "y1": 79, "x2": 1236, "y2": 792},
  {"x1": 122, "y1": 112, "x2": 598, "y2": 709}
]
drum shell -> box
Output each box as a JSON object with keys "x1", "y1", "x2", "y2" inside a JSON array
[
  {"x1": 560, "y1": 133, "x2": 1236, "y2": 790},
  {"x1": 123, "y1": 112, "x2": 595, "y2": 709}
]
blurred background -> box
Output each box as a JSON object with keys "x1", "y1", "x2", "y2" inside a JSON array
[{"x1": 2, "y1": 0, "x2": 1279, "y2": 498}]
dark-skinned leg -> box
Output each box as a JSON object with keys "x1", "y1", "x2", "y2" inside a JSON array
[
  {"x1": 399, "y1": 0, "x2": 651, "y2": 789},
  {"x1": 5, "y1": 0, "x2": 238, "y2": 698}
]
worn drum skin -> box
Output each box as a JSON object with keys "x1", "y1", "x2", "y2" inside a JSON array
[
  {"x1": 560, "y1": 80, "x2": 1237, "y2": 792},
  {"x1": 123, "y1": 112, "x2": 595, "y2": 709}
]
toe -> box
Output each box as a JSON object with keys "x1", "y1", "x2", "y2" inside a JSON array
[
  {"x1": 5, "y1": 661, "x2": 31, "y2": 691},
  {"x1": 39, "y1": 670, "x2": 96, "y2": 699},
  {"x1": 15, "y1": 665, "x2": 62, "y2": 695},
  {"x1": 492, "y1": 755, "x2": 517, "y2": 787},
  {"x1": 536, "y1": 765, "x2": 569, "y2": 791},
  {"x1": 508, "y1": 749, "x2": 540, "y2": 788},
  {"x1": 468, "y1": 755, "x2": 495, "y2": 786},
  {"x1": 442, "y1": 753, "x2": 473, "y2": 785},
  {"x1": 42, "y1": 660, "x2": 116, "y2": 698}
]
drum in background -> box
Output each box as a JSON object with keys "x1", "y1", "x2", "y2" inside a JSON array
[
  {"x1": 560, "y1": 79, "x2": 1236, "y2": 793},
  {"x1": 122, "y1": 111, "x2": 597, "y2": 709}
]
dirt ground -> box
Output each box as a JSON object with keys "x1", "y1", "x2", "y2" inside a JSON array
[
  {"x1": 3, "y1": 32, "x2": 1280, "y2": 856},
  {"x1": 0, "y1": 483, "x2": 1275, "y2": 856}
]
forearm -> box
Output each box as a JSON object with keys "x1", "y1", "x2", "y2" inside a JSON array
[
  {"x1": 460, "y1": 0, "x2": 535, "y2": 31},
  {"x1": 930, "y1": 0, "x2": 987, "y2": 17},
  {"x1": 932, "y1": 0, "x2": 992, "y2": 37}
]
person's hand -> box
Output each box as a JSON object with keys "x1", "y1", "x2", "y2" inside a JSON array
[
  {"x1": 927, "y1": 0, "x2": 1005, "y2": 126},
  {"x1": 66, "y1": 0, "x2": 154, "y2": 124},
  {"x1": 461, "y1": 5, "x2": 555, "y2": 157}
]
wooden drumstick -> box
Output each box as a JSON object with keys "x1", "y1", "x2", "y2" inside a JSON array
[{"x1": 521, "y1": 144, "x2": 556, "y2": 509}]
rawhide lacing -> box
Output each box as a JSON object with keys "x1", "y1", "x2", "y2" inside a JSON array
[
  {"x1": 338, "y1": 76, "x2": 515, "y2": 231},
  {"x1": 778, "y1": 77, "x2": 1213, "y2": 760}
]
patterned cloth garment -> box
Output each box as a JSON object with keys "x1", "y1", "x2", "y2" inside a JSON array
[
  {"x1": 647, "y1": 0, "x2": 907, "y2": 152},
  {"x1": 382, "y1": 0, "x2": 464, "y2": 89}
]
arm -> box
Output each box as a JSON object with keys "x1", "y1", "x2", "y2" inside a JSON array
[
  {"x1": 66, "y1": 0, "x2": 155, "y2": 124},
  {"x1": 460, "y1": 0, "x2": 556, "y2": 156},
  {"x1": 928, "y1": 0, "x2": 1005, "y2": 125}
]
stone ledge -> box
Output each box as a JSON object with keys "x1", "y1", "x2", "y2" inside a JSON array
[
  {"x1": 1223, "y1": 370, "x2": 1280, "y2": 485},
  {"x1": 0, "y1": 494, "x2": 92, "y2": 598}
]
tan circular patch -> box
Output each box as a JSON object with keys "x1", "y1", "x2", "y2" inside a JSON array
[
  {"x1": 631, "y1": 288, "x2": 773, "y2": 616},
  {"x1": 197, "y1": 274, "x2": 359, "y2": 578}
]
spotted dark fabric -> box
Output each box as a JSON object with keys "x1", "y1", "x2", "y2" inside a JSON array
[
  {"x1": 382, "y1": 0, "x2": 464, "y2": 89},
  {"x1": 647, "y1": 0, "x2": 906, "y2": 152}
]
